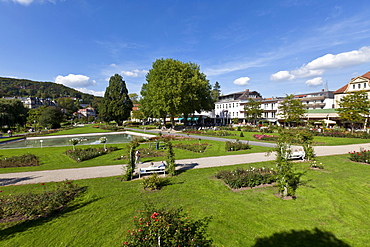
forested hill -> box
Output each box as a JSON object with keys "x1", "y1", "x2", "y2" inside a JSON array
[{"x1": 0, "y1": 77, "x2": 97, "y2": 103}]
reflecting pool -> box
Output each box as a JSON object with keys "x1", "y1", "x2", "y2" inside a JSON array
[{"x1": 0, "y1": 132, "x2": 133, "y2": 149}]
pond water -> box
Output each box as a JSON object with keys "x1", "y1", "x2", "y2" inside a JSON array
[{"x1": 0, "y1": 132, "x2": 133, "y2": 149}]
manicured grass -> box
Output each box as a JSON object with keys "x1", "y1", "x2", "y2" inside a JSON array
[
  {"x1": 0, "y1": 155, "x2": 368, "y2": 246},
  {"x1": 195, "y1": 130, "x2": 370, "y2": 146},
  {"x1": 0, "y1": 139, "x2": 271, "y2": 174},
  {"x1": 46, "y1": 125, "x2": 111, "y2": 135}
]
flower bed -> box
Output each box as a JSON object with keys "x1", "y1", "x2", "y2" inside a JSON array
[
  {"x1": 0, "y1": 154, "x2": 39, "y2": 168},
  {"x1": 215, "y1": 167, "x2": 277, "y2": 189},
  {"x1": 173, "y1": 143, "x2": 210, "y2": 153},
  {"x1": 349, "y1": 149, "x2": 370, "y2": 164},
  {"x1": 225, "y1": 140, "x2": 251, "y2": 151},
  {"x1": 253, "y1": 134, "x2": 278, "y2": 142},
  {"x1": 182, "y1": 130, "x2": 235, "y2": 137},
  {"x1": 65, "y1": 147, "x2": 118, "y2": 162},
  {"x1": 0, "y1": 181, "x2": 82, "y2": 222},
  {"x1": 123, "y1": 207, "x2": 213, "y2": 246},
  {"x1": 315, "y1": 130, "x2": 370, "y2": 139}
]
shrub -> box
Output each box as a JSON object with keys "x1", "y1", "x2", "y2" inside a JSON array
[
  {"x1": 239, "y1": 131, "x2": 244, "y2": 137},
  {"x1": 0, "y1": 180, "x2": 82, "y2": 221},
  {"x1": 349, "y1": 148, "x2": 370, "y2": 164},
  {"x1": 173, "y1": 143, "x2": 209, "y2": 153},
  {"x1": 225, "y1": 140, "x2": 251, "y2": 151},
  {"x1": 253, "y1": 134, "x2": 278, "y2": 142},
  {"x1": 0, "y1": 154, "x2": 39, "y2": 168},
  {"x1": 141, "y1": 173, "x2": 167, "y2": 190},
  {"x1": 310, "y1": 161, "x2": 324, "y2": 169},
  {"x1": 65, "y1": 147, "x2": 118, "y2": 162},
  {"x1": 123, "y1": 207, "x2": 213, "y2": 246},
  {"x1": 215, "y1": 167, "x2": 277, "y2": 189}
]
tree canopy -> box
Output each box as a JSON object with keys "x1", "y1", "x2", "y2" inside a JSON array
[
  {"x1": 0, "y1": 98, "x2": 28, "y2": 130},
  {"x1": 244, "y1": 98, "x2": 263, "y2": 125},
  {"x1": 278, "y1": 94, "x2": 306, "y2": 127},
  {"x1": 99, "y1": 74, "x2": 133, "y2": 125},
  {"x1": 140, "y1": 58, "x2": 214, "y2": 126},
  {"x1": 39, "y1": 106, "x2": 64, "y2": 129},
  {"x1": 211, "y1": 81, "x2": 221, "y2": 102},
  {"x1": 337, "y1": 91, "x2": 370, "y2": 131}
]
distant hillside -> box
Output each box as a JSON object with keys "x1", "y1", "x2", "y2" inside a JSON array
[{"x1": 0, "y1": 77, "x2": 97, "y2": 103}]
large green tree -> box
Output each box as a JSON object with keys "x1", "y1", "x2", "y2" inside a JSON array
[
  {"x1": 39, "y1": 106, "x2": 64, "y2": 129},
  {"x1": 56, "y1": 97, "x2": 79, "y2": 117},
  {"x1": 99, "y1": 74, "x2": 133, "y2": 126},
  {"x1": 244, "y1": 98, "x2": 263, "y2": 125},
  {"x1": 0, "y1": 98, "x2": 28, "y2": 130},
  {"x1": 211, "y1": 81, "x2": 221, "y2": 102},
  {"x1": 337, "y1": 91, "x2": 370, "y2": 132},
  {"x1": 278, "y1": 94, "x2": 306, "y2": 127},
  {"x1": 140, "y1": 58, "x2": 214, "y2": 127}
]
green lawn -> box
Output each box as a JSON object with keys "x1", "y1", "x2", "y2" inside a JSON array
[
  {"x1": 46, "y1": 125, "x2": 111, "y2": 135},
  {"x1": 0, "y1": 139, "x2": 271, "y2": 174},
  {"x1": 0, "y1": 154, "x2": 368, "y2": 246},
  {"x1": 193, "y1": 130, "x2": 370, "y2": 146}
]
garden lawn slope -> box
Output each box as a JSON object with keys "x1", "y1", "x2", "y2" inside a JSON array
[{"x1": 0, "y1": 154, "x2": 368, "y2": 246}]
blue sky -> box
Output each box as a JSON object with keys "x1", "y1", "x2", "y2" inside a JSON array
[{"x1": 1, "y1": 0, "x2": 370, "y2": 98}]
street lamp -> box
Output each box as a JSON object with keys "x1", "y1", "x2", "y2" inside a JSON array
[{"x1": 40, "y1": 140, "x2": 43, "y2": 148}]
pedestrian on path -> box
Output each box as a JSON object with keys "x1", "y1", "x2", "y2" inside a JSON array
[{"x1": 135, "y1": 150, "x2": 141, "y2": 164}]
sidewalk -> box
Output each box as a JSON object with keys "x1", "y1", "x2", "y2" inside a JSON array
[{"x1": 0, "y1": 142, "x2": 369, "y2": 186}]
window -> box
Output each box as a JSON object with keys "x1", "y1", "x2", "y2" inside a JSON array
[
  {"x1": 353, "y1": 84, "x2": 356, "y2": 89},
  {"x1": 358, "y1": 84, "x2": 361, "y2": 89},
  {"x1": 364, "y1": 83, "x2": 367, "y2": 88}
]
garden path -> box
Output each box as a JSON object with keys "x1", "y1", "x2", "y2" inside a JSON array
[{"x1": 0, "y1": 141, "x2": 369, "y2": 186}]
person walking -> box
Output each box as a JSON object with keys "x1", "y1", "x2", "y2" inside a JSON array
[{"x1": 135, "y1": 150, "x2": 141, "y2": 164}]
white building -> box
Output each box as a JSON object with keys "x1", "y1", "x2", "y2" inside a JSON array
[
  {"x1": 334, "y1": 71, "x2": 370, "y2": 108},
  {"x1": 214, "y1": 89, "x2": 262, "y2": 124}
]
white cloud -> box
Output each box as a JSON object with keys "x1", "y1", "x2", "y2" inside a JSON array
[
  {"x1": 233, "y1": 77, "x2": 250, "y2": 86},
  {"x1": 270, "y1": 46, "x2": 370, "y2": 81},
  {"x1": 270, "y1": 70, "x2": 295, "y2": 81},
  {"x1": 305, "y1": 46, "x2": 370, "y2": 70},
  {"x1": 75, "y1": 88, "x2": 105, "y2": 97},
  {"x1": 7, "y1": 0, "x2": 57, "y2": 5},
  {"x1": 121, "y1": 69, "x2": 148, "y2": 77},
  {"x1": 13, "y1": 0, "x2": 33, "y2": 5},
  {"x1": 55, "y1": 74, "x2": 96, "y2": 87},
  {"x1": 305, "y1": 77, "x2": 323, "y2": 86}
]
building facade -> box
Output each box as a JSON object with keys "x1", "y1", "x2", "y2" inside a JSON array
[{"x1": 214, "y1": 89, "x2": 263, "y2": 124}]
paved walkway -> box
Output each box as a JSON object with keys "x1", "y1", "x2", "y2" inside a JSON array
[{"x1": 0, "y1": 141, "x2": 369, "y2": 186}]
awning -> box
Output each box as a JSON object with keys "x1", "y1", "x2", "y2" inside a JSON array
[
  {"x1": 324, "y1": 119, "x2": 336, "y2": 124},
  {"x1": 178, "y1": 117, "x2": 199, "y2": 121}
]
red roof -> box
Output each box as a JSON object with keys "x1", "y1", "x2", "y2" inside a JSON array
[
  {"x1": 361, "y1": 71, "x2": 370, "y2": 79},
  {"x1": 333, "y1": 84, "x2": 348, "y2": 94}
]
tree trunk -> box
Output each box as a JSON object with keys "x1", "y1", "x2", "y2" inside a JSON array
[
  {"x1": 162, "y1": 115, "x2": 166, "y2": 127},
  {"x1": 170, "y1": 115, "x2": 175, "y2": 129},
  {"x1": 183, "y1": 113, "x2": 188, "y2": 127}
]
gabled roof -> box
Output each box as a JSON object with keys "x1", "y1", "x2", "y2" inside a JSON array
[
  {"x1": 333, "y1": 84, "x2": 348, "y2": 94},
  {"x1": 361, "y1": 71, "x2": 370, "y2": 79}
]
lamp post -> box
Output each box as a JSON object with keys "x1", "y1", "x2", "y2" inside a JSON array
[{"x1": 40, "y1": 140, "x2": 43, "y2": 148}]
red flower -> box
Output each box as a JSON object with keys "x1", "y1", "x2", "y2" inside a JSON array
[{"x1": 41, "y1": 183, "x2": 45, "y2": 185}]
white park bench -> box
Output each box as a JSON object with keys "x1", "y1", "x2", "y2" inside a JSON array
[
  {"x1": 289, "y1": 150, "x2": 305, "y2": 160},
  {"x1": 139, "y1": 166, "x2": 166, "y2": 178}
]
